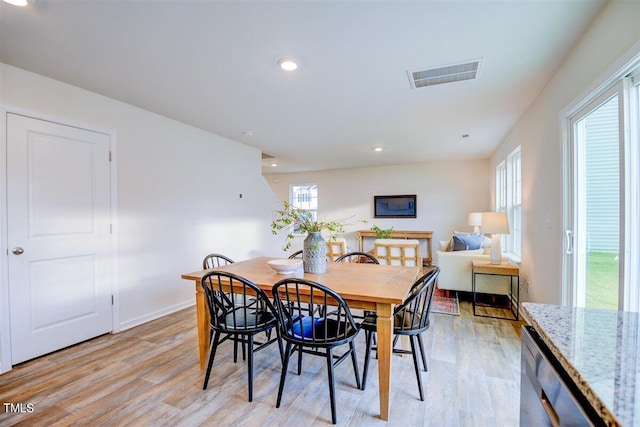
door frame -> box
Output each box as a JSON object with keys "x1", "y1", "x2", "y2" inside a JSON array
[
  {"x1": 564, "y1": 87, "x2": 625, "y2": 308},
  {"x1": 0, "y1": 106, "x2": 119, "y2": 373},
  {"x1": 561, "y1": 41, "x2": 640, "y2": 309}
]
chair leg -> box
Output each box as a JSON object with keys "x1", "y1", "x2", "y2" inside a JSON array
[
  {"x1": 247, "y1": 334, "x2": 254, "y2": 402},
  {"x1": 417, "y1": 333, "x2": 428, "y2": 372},
  {"x1": 242, "y1": 335, "x2": 247, "y2": 361},
  {"x1": 362, "y1": 330, "x2": 373, "y2": 391},
  {"x1": 203, "y1": 330, "x2": 221, "y2": 390},
  {"x1": 349, "y1": 341, "x2": 361, "y2": 390},
  {"x1": 276, "y1": 341, "x2": 293, "y2": 408},
  {"x1": 409, "y1": 335, "x2": 424, "y2": 401},
  {"x1": 297, "y1": 345, "x2": 303, "y2": 375},
  {"x1": 233, "y1": 337, "x2": 239, "y2": 363},
  {"x1": 276, "y1": 328, "x2": 285, "y2": 364},
  {"x1": 326, "y1": 348, "x2": 337, "y2": 424}
]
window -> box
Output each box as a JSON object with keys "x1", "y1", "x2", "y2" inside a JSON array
[
  {"x1": 290, "y1": 184, "x2": 317, "y2": 235},
  {"x1": 495, "y1": 146, "x2": 521, "y2": 258}
]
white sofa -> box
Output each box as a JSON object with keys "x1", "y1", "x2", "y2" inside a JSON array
[{"x1": 436, "y1": 249, "x2": 510, "y2": 294}]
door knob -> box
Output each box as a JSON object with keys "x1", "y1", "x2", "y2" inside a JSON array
[{"x1": 12, "y1": 247, "x2": 24, "y2": 255}]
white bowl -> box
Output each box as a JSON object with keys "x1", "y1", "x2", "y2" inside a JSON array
[{"x1": 267, "y1": 259, "x2": 303, "y2": 274}]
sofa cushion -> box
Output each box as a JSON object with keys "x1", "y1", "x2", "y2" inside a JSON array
[{"x1": 452, "y1": 233, "x2": 484, "y2": 251}]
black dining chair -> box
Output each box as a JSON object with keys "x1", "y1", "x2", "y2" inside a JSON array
[
  {"x1": 203, "y1": 253, "x2": 252, "y2": 361},
  {"x1": 361, "y1": 268, "x2": 440, "y2": 401},
  {"x1": 202, "y1": 253, "x2": 235, "y2": 269},
  {"x1": 271, "y1": 278, "x2": 361, "y2": 424},
  {"x1": 334, "y1": 251, "x2": 379, "y2": 264},
  {"x1": 201, "y1": 271, "x2": 282, "y2": 402}
]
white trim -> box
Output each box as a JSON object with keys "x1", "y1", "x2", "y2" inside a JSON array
[
  {"x1": 109, "y1": 130, "x2": 120, "y2": 333},
  {"x1": 623, "y1": 75, "x2": 640, "y2": 311},
  {"x1": 118, "y1": 300, "x2": 193, "y2": 331},
  {"x1": 0, "y1": 105, "x2": 119, "y2": 371},
  {"x1": 0, "y1": 108, "x2": 11, "y2": 373}
]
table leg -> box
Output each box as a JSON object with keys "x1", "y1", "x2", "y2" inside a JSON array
[
  {"x1": 195, "y1": 283, "x2": 210, "y2": 370},
  {"x1": 376, "y1": 302, "x2": 393, "y2": 421}
]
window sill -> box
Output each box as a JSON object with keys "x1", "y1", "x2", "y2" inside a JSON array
[{"x1": 504, "y1": 252, "x2": 521, "y2": 266}]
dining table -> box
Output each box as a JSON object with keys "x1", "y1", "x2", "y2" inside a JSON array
[{"x1": 181, "y1": 256, "x2": 421, "y2": 421}]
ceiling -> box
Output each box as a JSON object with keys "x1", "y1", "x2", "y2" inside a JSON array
[{"x1": 0, "y1": 0, "x2": 606, "y2": 174}]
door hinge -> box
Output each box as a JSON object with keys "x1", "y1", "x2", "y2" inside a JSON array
[
  {"x1": 109, "y1": 151, "x2": 112, "y2": 162},
  {"x1": 111, "y1": 295, "x2": 114, "y2": 305},
  {"x1": 110, "y1": 224, "x2": 113, "y2": 233}
]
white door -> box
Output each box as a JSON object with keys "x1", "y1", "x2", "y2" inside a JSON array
[
  {"x1": 570, "y1": 91, "x2": 622, "y2": 310},
  {"x1": 7, "y1": 113, "x2": 112, "y2": 364}
]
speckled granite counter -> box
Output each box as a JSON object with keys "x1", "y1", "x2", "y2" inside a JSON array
[{"x1": 522, "y1": 302, "x2": 640, "y2": 426}]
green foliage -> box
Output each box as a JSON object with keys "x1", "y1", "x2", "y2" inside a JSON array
[
  {"x1": 371, "y1": 225, "x2": 393, "y2": 239},
  {"x1": 271, "y1": 201, "x2": 366, "y2": 251}
]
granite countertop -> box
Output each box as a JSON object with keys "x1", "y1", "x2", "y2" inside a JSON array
[{"x1": 522, "y1": 303, "x2": 640, "y2": 427}]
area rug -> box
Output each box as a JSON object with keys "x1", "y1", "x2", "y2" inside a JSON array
[{"x1": 432, "y1": 287, "x2": 460, "y2": 316}]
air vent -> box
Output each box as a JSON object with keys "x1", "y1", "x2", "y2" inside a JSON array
[{"x1": 408, "y1": 58, "x2": 482, "y2": 89}]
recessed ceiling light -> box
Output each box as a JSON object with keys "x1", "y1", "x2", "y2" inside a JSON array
[
  {"x1": 278, "y1": 58, "x2": 298, "y2": 71},
  {"x1": 374, "y1": 147, "x2": 383, "y2": 152},
  {"x1": 3, "y1": 0, "x2": 28, "y2": 5},
  {"x1": 242, "y1": 130, "x2": 254, "y2": 137},
  {"x1": 270, "y1": 163, "x2": 278, "y2": 167}
]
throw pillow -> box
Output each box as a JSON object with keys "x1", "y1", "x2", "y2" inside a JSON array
[{"x1": 452, "y1": 233, "x2": 484, "y2": 251}]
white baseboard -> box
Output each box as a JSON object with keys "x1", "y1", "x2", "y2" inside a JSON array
[{"x1": 118, "y1": 299, "x2": 194, "y2": 331}]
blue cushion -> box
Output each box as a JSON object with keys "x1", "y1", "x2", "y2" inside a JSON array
[
  {"x1": 290, "y1": 315, "x2": 325, "y2": 338},
  {"x1": 452, "y1": 233, "x2": 484, "y2": 251}
]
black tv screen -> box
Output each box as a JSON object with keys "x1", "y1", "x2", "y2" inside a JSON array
[{"x1": 374, "y1": 195, "x2": 416, "y2": 218}]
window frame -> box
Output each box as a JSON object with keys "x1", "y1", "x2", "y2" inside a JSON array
[
  {"x1": 289, "y1": 183, "x2": 318, "y2": 235},
  {"x1": 560, "y1": 48, "x2": 640, "y2": 310},
  {"x1": 495, "y1": 146, "x2": 522, "y2": 260}
]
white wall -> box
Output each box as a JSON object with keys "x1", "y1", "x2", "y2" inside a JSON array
[
  {"x1": 264, "y1": 159, "x2": 491, "y2": 257},
  {"x1": 490, "y1": 0, "x2": 640, "y2": 304},
  {"x1": 0, "y1": 64, "x2": 282, "y2": 369}
]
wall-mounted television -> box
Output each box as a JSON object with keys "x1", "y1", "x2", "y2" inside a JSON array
[{"x1": 374, "y1": 195, "x2": 417, "y2": 218}]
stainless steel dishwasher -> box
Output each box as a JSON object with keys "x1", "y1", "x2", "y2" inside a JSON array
[{"x1": 520, "y1": 326, "x2": 601, "y2": 426}]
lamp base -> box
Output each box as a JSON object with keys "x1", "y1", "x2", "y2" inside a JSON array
[{"x1": 490, "y1": 234, "x2": 502, "y2": 264}]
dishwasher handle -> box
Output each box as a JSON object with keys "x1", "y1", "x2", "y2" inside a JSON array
[{"x1": 541, "y1": 389, "x2": 561, "y2": 427}]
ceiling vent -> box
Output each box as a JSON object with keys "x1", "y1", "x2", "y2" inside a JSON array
[{"x1": 408, "y1": 58, "x2": 482, "y2": 89}]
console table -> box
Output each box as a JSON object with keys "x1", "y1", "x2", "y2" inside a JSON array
[
  {"x1": 357, "y1": 230, "x2": 433, "y2": 266},
  {"x1": 472, "y1": 260, "x2": 519, "y2": 320}
]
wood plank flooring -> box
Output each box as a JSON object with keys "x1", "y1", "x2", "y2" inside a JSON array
[{"x1": 0, "y1": 298, "x2": 525, "y2": 426}]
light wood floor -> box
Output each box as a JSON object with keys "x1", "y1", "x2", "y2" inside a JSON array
[{"x1": 0, "y1": 299, "x2": 525, "y2": 426}]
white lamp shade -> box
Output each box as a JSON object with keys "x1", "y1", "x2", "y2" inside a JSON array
[
  {"x1": 467, "y1": 212, "x2": 483, "y2": 227},
  {"x1": 480, "y1": 212, "x2": 510, "y2": 235},
  {"x1": 481, "y1": 212, "x2": 509, "y2": 264}
]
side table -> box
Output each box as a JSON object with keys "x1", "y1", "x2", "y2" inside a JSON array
[{"x1": 471, "y1": 260, "x2": 519, "y2": 320}]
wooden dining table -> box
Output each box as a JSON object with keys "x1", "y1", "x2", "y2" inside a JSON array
[{"x1": 181, "y1": 256, "x2": 420, "y2": 421}]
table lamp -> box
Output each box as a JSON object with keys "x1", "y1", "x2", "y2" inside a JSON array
[
  {"x1": 467, "y1": 212, "x2": 483, "y2": 234},
  {"x1": 481, "y1": 212, "x2": 509, "y2": 264}
]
